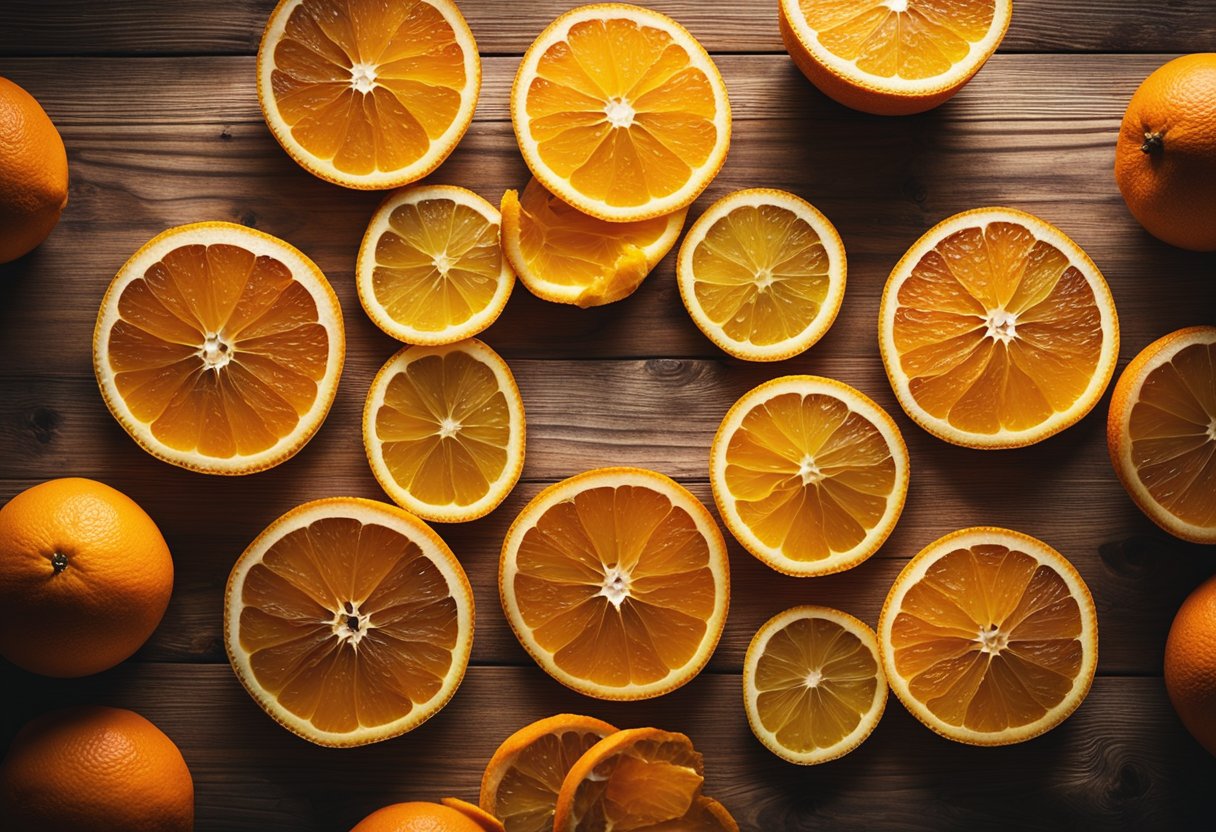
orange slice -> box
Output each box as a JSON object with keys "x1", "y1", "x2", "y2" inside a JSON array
[
  {"x1": 479, "y1": 714, "x2": 617, "y2": 832},
  {"x1": 357, "y1": 185, "x2": 514, "y2": 345},
  {"x1": 778, "y1": 0, "x2": 1012, "y2": 115},
  {"x1": 677, "y1": 188, "x2": 846, "y2": 361},
  {"x1": 442, "y1": 798, "x2": 506, "y2": 832},
  {"x1": 93, "y1": 221, "x2": 344, "y2": 475},
  {"x1": 711, "y1": 376, "x2": 909, "y2": 577},
  {"x1": 364, "y1": 339, "x2": 525, "y2": 523},
  {"x1": 258, "y1": 0, "x2": 480, "y2": 189},
  {"x1": 1108, "y1": 326, "x2": 1216, "y2": 544},
  {"x1": 879, "y1": 207, "x2": 1119, "y2": 449},
  {"x1": 224, "y1": 497, "x2": 474, "y2": 747},
  {"x1": 878, "y1": 527, "x2": 1098, "y2": 745},
  {"x1": 743, "y1": 606, "x2": 886, "y2": 765},
  {"x1": 501, "y1": 178, "x2": 686, "y2": 307},
  {"x1": 500, "y1": 467, "x2": 730, "y2": 700},
  {"x1": 511, "y1": 4, "x2": 731, "y2": 222}
]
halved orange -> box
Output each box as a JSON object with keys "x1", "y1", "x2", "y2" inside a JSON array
[
  {"x1": 442, "y1": 798, "x2": 506, "y2": 832},
  {"x1": 501, "y1": 178, "x2": 686, "y2": 307},
  {"x1": 711, "y1": 376, "x2": 909, "y2": 577},
  {"x1": 500, "y1": 467, "x2": 730, "y2": 700},
  {"x1": 93, "y1": 221, "x2": 344, "y2": 475},
  {"x1": 224, "y1": 497, "x2": 474, "y2": 747},
  {"x1": 1108, "y1": 326, "x2": 1216, "y2": 544},
  {"x1": 879, "y1": 207, "x2": 1119, "y2": 449},
  {"x1": 779, "y1": 0, "x2": 1013, "y2": 115},
  {"x1": 743, "y1": 606, "x2": 886, "y2": 765},
  {"x1": 677, "y1": 188, "x2": 846, "y2": 361},
  {"x1": 364, "y1": 339, "x2": 525, "y2": 523},
  {"x1": 480, "y1": 714, "x2": 617, "y2": 832},
  {"x1": 511, "y1": 4, "x2": 731, "y2": 222},
  {"x1": 357, "y1": 185, "x2": 515, "y2": 345},
  {"x1": 258, "y1": 0, "x2": 480, "y2": 189},
  {"x1": 878, "y1": 527, "x2": 1098, "y2": 745}
]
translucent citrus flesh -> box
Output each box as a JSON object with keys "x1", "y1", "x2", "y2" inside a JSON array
[
  {"x1": 569, "y1": 737, "x2": 704, "y2": 829},
  {"x1": 512, "y1": 485, "x2": 717, "y2": 688},
  {"x1": 724, "y1": 392, "x2": 897, "y2": 563},
  {"x1": 892, "y1": 221, "x2": 1104, "y2": 434},
  {"x1": 889, "y1": 545, "x2": 1084, "y2": 733},
  {"x1": 372, "y1": 198, "x2": 504, "y2": 333},
  {"x1": 1129, "y1": 341, "x2": 1216, "y2": 527},
  {"x1": 237, "y1": 516, "x2": 461, "y2": 734},
  {"x1": 107, "y1": 243, "x2": 329, "y2": 457},
  {"x1": 270, "y1": 0, "x2": 468, "y2": 176},
  {"x1": 374, "y1": 350, "x2": 511, "y2": 508},
  {"x1": 691, "y1": 203, "x2": 830, "y2": 346},
  {"x1": 525, "y1": 17, "x2": 720, "y2": 209},
  {"x1": 800, "y1": 0, "x2": 996, "y2": 80},
  {"x1": 493, "y1": 728, "x2": 611, "y2": 832},
  {"x1": 754, "y1": 616, "x2": 880, "y2": 753}
]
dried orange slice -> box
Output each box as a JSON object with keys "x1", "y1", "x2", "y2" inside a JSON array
[
  {"x1": 501, "y1": 178, "x2": 686, "y2": 307},
  {"x1": 511, "y1": 4, "x2": 731, "y2": 222},
  {"x1": 779, "y1": 0, "x2": 1012, "y2": 115},
  {"x1": 1108, "y1": 326, "x2": 1216, "y2": 544},
  {"x1": 677, "y1": 188, "x2": 846, "y2": 361},
  {"x1": 357, "y1": 185, "x2": 514, "y2": 345},
  {"x1": 258, "y1": 0, "x2": 480, "y2": 189},
  {"x1": 500, "y1": 467, "x2": 730, "y2": 700},
  {"x1": 442, "y1": 798, "x2": 506, "y2": 832},
  {"x1": 879, "y1": 207, "x2": 1119, "y2": 449},
  {"x1": 480, "y1": 714, "x2": 617, "y2": 832},
  {"x1": 711, "y1": 376, "x2": 909, "y2": 577},
  {"x1": 878, "y1": 527, "x2": 1098, "y2": 746},
  {"x1": 224, "y1": 497, "x2": 474, "y2": 747},
  {"x1": 93, "y1": 221, "x2": 344, "y2": 475},
  {"x1": 364, "y1": 339, "x2": 525, "y2": 523}
]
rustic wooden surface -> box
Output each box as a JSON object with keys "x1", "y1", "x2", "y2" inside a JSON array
[{"x1": 2, "y1": 1, "x2": 1215, "y2": 830}]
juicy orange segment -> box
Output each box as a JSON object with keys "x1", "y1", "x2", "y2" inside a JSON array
[
  {"x1": 224, "y1": 497, "x2": 474, "y2": 747},
  {"x1": 500, "y1": 468, "x2": 730, "y2": 700},
  {"x1": 258, "y1": 0, "x2": 480, "y2": 189},
  {"x1": 501, "y1": 178, "x2": 686, "y2": 307},
  {"x1": 364, "y1": 339, "x2": 525, "y2": 523},
  {"x1": 878, "y1": 527, "x2": 1098, "y2": 745},
  {"x1": 93, "y1": 222, "x2": 344, "y2": 475},
  {"x1": 512, "y1": 4, "x2": 731, "y2": 221},
  {"x1": 1108, "y1": 326, "x2": 1216, "y2": 544},
  {"x1": 879, "y1": 207, "x2": 1119, "y2": 448}
]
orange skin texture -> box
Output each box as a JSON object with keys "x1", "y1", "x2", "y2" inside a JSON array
[
  {"x1": 1165, "y1": 574, "x2": 1216, "y2": 756},
  {"x1": 1115, "y1": 54, "x2": 1216, "y2": 251},
  {"x1": 351, "y1": 802, "x2": 489, "y2": 832},
  {"x1": 0, "y1": 706, "x2": 193, "y2": 832},
  {"x1": 0, "y1": 478, "x2": 173, "y2": 677},
  {"x1": 0, "y1": 76, "x2": 68, "y2": 263}
]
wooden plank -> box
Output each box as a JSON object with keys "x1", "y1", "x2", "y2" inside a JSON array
[{"x1": 1, "y1": 0, "x2": 1214, "y2": 56}]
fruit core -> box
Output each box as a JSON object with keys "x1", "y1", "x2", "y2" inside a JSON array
[
  {"x1": 200, "y1": 332, "x2": 233, "y2": 369},
  {"x1": 331, "y1": 599, "x2": 373, "y2": 647},
  {"x1": 885, "y1": 0, "x2": 909, "y2": 12},
  {"x1": 349, "y1": 62, "x2": 378, "y2": 94},
  {"x1": 604, "y1": 97, "x2": 636, "y2": 129},
  {"x1": 985, "y1": 309, "x2": 1018, "y2": 343},
  {"x1": 598, "y1": 565, "x2": 632, "y2": 607},
  {"x1": 804, "y1": 668, "x2": 824, "y2": 688},
  {"x1": 437, "y1": 416, "x2": 462, "y2": 439},
  {"x1": 977, "y1": 623, "x2": 1009, "y2": 655},
  {"x1": 796, "y1": 455, "x2": 825, "y2": 485}
]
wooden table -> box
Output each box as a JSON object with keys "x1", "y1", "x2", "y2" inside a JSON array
[{"x1": 3, "y1": 2, "x2": 1215, "y2": 829}]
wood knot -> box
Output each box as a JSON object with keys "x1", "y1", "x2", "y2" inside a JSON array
[
  {"x1": 26, "y1": 406, "x2": 60, "y2": 444},
  {"x1": 238, "y1": 211, "x2": 258, "y2": 228},
  {"x1": 1109, "y1": 761, "x2": 1150, "y2": 801},
  {"x1": 1098, "y1": 536, "x2": 1162, "y2": 579},
  {"x1": 901, "y1": 175, "x2": 928, "y2": 205},
  {"x1": 219, "y1": 126, "x2": 234, "y2": 141},
  {"x1": 644, "y1": 358, "x2": 688, "y2": 382}
]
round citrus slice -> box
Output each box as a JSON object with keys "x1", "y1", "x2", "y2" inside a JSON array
[
  {"x1": 511, "y1": 4, "x2": 731, "y2": 222},
  {"x1": 357, "y1": 185, "x2": 515, "y2": 345},
  {"x1": 878, "y1": 527, "x2": 1098, "y2": 746},
  {"x1": 257, "y1": 0, "x2": 480, "y2": 189},
  {"x1": 743, "y1": 606, "x2": 886, "y2": 765},
  {"x1": 711, "y1": 376, "x2": 909, "y2": 577},
  {"x1": 879, "y1": 207, "x2": 1119, "y2": 449},
  {"x1": 224, "y1": 497, "x2": 474, "y2": 747},
  {"x1": 778, "y1": 0, "x2": 1013, "y2": 116},
  {"x1": 677, "y1": 188, "x2": 846, "y2": 361},
  {"x1": 501, "y1": 178, "x2": 686, "y2": 307},
  {"x1": 480, "y1": 714, "x2": 618, "y2": 832},
  {"x1": 1108, "y1": 326, "x2": 1216, "y2": 544},
  {"x1": 500, "y1": 467, "x2": 730, "y2": 700},
  {"x1": 93, "y1": 221, "x2": 344, "y2": 475},
  {"x1": 364, "y1": 338, "x2": 525, "y2": 523},
  {"x1": 442, "y1": 798, "x2": 506, "y2": 832}
]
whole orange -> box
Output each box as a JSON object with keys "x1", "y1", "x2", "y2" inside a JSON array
[
  {"x1": 1115, "y1": 53, "x2": 1216, "y2": 251},
  {"x1": 1165, "y1": 573, "x2": 1216, "y2": 756},
  {"x1": 0, "y1": 478, "x2": 173, "y2": 677},
  {"x1": 0, "y1": 705, "x2": 193, "y2": 831},
  {"x1": 351, "y1": 802, "x2": 489, "y2": 832},
  {"x1": 0, "y1": 76, "x2": 68, "y2": 264}
]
